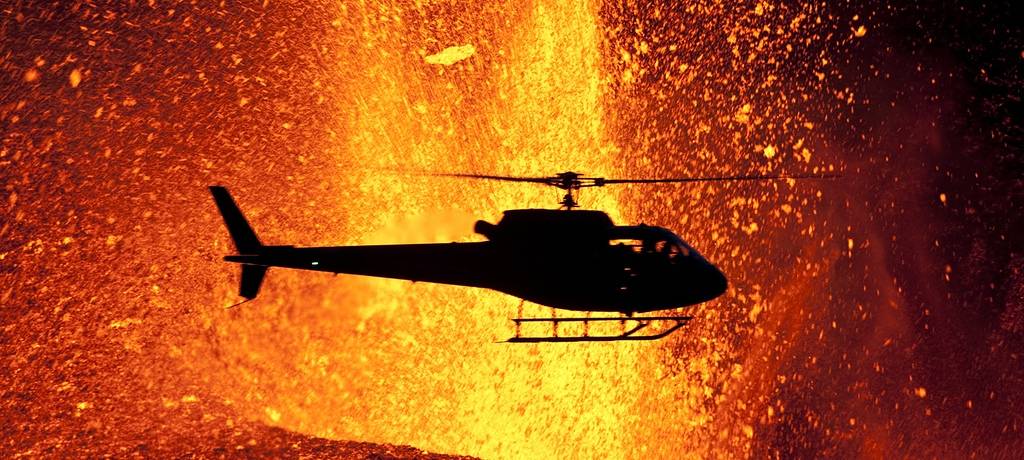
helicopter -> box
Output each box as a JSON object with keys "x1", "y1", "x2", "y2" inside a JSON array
[{"x1": 210, "y1": 171, "x2": 834, "y2": 342}]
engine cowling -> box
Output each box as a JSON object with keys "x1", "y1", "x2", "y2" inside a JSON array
[{"x1": 474, "y1": 220, "x2": 499, "y2": 240}]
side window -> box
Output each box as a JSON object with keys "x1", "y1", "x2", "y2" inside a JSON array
[
  {"x1": 665, "y1": 242, "x2": 690, "y2": 262},
  {"x1": 610, "y1": 239, "x2": 644, "y2": 253}
]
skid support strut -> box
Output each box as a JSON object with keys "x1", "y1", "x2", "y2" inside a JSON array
[{"x1": 506, "y1": 315, "x2": 692, "y2": 343}]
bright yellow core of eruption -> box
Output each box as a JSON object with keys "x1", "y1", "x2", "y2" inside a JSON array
[{"x1": 200, "y1": 1, "x2": 747, "y2": 459}]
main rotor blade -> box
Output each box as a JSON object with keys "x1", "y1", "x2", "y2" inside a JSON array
[
  {"x1": 601, "y1": 173, "x2": 840, "y2": 184},
  {"x1": 433, "y1": 173, "x2": 551, "y2": 183}
]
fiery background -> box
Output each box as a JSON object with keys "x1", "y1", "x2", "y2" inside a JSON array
[{"x1": 2, "y1": 0, "x2": 1021, "y2": 458}]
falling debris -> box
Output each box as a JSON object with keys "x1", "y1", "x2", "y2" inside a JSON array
[
  {"x1": 69, "y1": 68, "x2": 82, "y2": 87},
  {"x1": 424, "y1": 44, "x2": 476, "y2": 66},
  {"x1": 735, "y1": 103, "x2": 752, "y2": 123}
]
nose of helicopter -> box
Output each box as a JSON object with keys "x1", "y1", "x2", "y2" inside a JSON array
[
  {"x1": 705, "y1": 264, "x2": 728, "y2": 299},
  {"x1": 691, "y1": 260, "x2": 728, "y2": 303}
]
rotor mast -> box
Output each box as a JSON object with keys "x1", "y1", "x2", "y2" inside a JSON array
[{"x1": 548, "y1": 171, "x2": 604, "y2": 210}]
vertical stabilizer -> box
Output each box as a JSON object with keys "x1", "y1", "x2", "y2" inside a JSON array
[
  {"x1": 210, "y1": 186, "x2": 268, "y2": 301},
  {"x1": 209, "y1": 186, "x2": 262, "y2": 254},
  {"x1": 239, "y1": 264, "x2": 268, "y2": 299}
]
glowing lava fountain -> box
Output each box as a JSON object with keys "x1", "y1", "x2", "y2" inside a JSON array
[{"x1": 13, "y1": 0, "x2": 1019, "y2": 458}]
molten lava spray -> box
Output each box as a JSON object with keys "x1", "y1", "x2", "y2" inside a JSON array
[
  {"x1": 2, "y1": 0, "x2": 1021, "y2": 458},
  {"x1": 192, "y1": 1, "x2": 655, "y2": 457}
]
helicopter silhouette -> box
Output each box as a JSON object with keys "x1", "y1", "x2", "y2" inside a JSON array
[{"x1": 210, "y1": 171, "x2": 835, "y2": 342}]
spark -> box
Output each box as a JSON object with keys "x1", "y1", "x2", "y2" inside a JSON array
[{"x1": 69, "y1": 68, "x2": 82, "y2": 88}]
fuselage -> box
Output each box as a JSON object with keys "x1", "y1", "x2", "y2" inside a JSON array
[{"x1": 225, "y1": 209, "x2": 727, "y2": 313}]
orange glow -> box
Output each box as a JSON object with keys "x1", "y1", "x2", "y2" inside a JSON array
[
  {"x1": 4, "y1": 0, "x2": 1019, "y2": 458},
  {"x1": 179, "y1": 1, "x2": 844, "y2": 457}
]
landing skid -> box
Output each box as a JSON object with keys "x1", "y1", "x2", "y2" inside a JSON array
[{"x1": 505, "y1": 315, "x2": 692, "y2": 343}]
